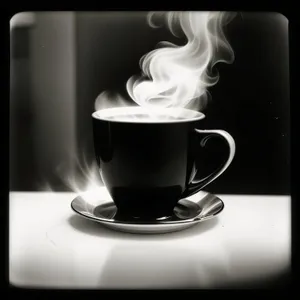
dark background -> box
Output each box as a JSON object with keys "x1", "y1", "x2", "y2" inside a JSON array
[{"x1": 9, "y1": 11, "x2": 290, "y2": 195}]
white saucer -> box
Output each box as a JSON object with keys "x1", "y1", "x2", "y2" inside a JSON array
[{"x1": 71, "y1": 190, "x2": 224, "y2": 234}]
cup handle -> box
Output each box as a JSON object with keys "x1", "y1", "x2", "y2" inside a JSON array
[{"x1": 182, "y1": 129, "x2": 236, "y2": 198}]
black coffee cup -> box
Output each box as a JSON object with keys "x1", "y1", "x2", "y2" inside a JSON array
[{"x1": 92, "y1": 106, "x2": 235, "y2": 220}]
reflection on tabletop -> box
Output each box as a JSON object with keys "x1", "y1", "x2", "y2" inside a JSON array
[{"x1": 45, "y1": 214, "x2": 289, "y2": 289}]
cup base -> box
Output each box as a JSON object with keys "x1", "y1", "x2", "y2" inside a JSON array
[
  {"x1": 110, "y1": 186, "x2": 182, "y2": 221},
  {"x1": 114, "y1": 209, "x2": 173, "y2": 222}
]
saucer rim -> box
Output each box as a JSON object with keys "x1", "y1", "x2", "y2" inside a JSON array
[{"x1": 70, "y1": 194, "x2": 224, "y2": 227}]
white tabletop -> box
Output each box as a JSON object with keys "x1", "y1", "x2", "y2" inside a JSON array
[{"x1": 9, "y1": 189, "x2": 291, "y2": 289}]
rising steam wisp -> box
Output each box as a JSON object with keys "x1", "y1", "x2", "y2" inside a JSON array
[
  {"x1": 127, "y1": 11, "x2": 235, "y2": 110},
  {"x1": 96, "y1": 11, "x2": 235, "y2": 113}
]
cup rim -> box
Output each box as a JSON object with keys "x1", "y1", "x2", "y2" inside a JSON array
[{"x1": 92, "y1": 106, "x2": 205, "y2": 124}]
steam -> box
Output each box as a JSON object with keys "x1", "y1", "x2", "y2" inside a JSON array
[
  {"x1": 95, "y1": 90, "x2": 135, "y2": 111},
  {"x1": 40, "y1": 151, "x2": 106, "y2": 202},
  {"x1": 95, "y1": 11, "x2": 235, "y2": 112}
]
